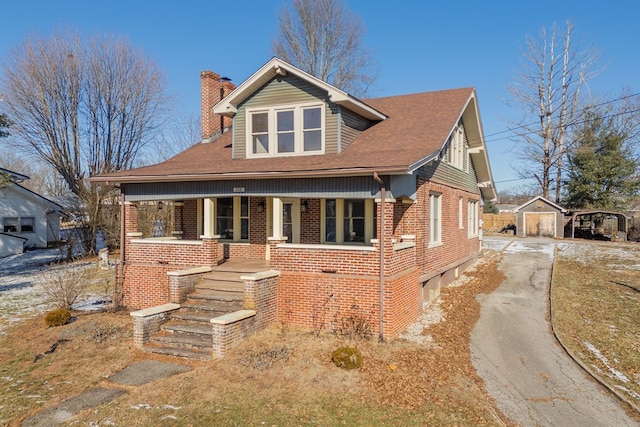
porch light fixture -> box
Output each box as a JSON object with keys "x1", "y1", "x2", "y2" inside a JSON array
[
  {"x1": 301, "y1": 200, "x2": 308, "y2": 213},
  {"x1": 157, "y1": 201, "x2": 164, "y2": 210},
  {"x1": 257, "y1": 201, "x2": 265, "y2": 213}
]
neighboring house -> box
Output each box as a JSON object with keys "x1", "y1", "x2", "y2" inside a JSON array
[
  {"x1": 0, "y1": 167, "x2": 64, "y2": 256},
  {"x1": 516, "y1": 196, "x2": 567, "y2": 238},
  {"x1": 89, "y1": 58, "x2": 496, "y2": 357}
]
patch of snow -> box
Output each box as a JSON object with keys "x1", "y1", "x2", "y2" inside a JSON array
[
  {"x1": 614, "y1": 385, "x2": 640, "y2": 400},
  {"x1": 0, "y1": 249, "x2": 109, "y2": 335},
  {"x1": 162, "y1": 404, "x2": 182, "y2": 410},
  {"x1": 584, "y1": 341, "x2": 629, "y2": 383},
  {"x1": 161, "y1": 415, "x2": 178, "y2": 420},
  {"x1": 504, "y1": 241, "x2": 555, "y2": 258},
  {"x1": 482, "y1": 238, "x2": 511, "y2": 252},
  {"x1": 131, "y1": 403, "x2": 152, "y2": 410}
]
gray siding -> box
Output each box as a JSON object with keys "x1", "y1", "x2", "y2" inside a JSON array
[
  {"x1": 232, "y1": 74, "x2": 341, "y2": 158},
  {"x1": 123, "y1": 176, "x2": 385, "y2": 202},
  {"x1": 418, "y1": 160, "x2": 479, "y2": 195},
  {"x1": 340, "y1": 108, "x2": 372, "y2": 151}
]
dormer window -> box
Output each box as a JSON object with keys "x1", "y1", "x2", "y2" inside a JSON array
[{"x1": 247, "y1": 103, "x2": 324, "y2": 157}]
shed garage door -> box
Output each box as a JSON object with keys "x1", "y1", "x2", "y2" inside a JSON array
[{"x1": 525, "y1": 213, "x2": 555, "y2": 237}]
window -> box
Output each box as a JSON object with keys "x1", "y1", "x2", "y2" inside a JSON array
[
  {"x1": 429, "y1": 193, "x2": 442, "y2": 245},
  {"x1": 325, "y1": 199, "x2": 337, "y2": 243},
  {"x1": 458, "y1": 197, "x2": 464, "y2": 229},
  {"x1": 215, "y1": 197, "x2": 249, "y2": 241},
  {"x1": 20, "y1": 217, "x2": 35, "y2": 233},
  {"x1": 468, "y1": 200, "x2": 478, "y2": 237},
  {"x1": 443, "y1": 123, "x2": 468, "y2": 171},
  {"x1": 322, "y1": 199, "x2": 375, "y2": 244},
  {"x1": 343, "y1": 199, "x2": 365, "y2": 243},
  {"x1": 2, "y1": 217, "x2": 34, "y2": 233},
  {"x1": 248, "y1": 103, "x2": 324, "y2": 157},
  {"x1": 3, "y1": 217, "x2": 18, "y2": 233}
]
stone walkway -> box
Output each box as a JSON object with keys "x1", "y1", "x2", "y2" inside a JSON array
[{"x1": 22, "y1": 360, "x2": 190, "y2": 427}]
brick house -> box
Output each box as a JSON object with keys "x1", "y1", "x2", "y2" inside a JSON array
[{"x1": 90, "y1": 58, "x2": 496, "y2": 357}]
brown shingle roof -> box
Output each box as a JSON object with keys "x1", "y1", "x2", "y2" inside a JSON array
[{"x1": 91, "y1": 87, "x2": 474, "y2": 183}]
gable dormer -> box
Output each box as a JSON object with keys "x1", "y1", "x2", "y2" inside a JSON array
[{"x1": 213, "y1": 58, "x2": 385, "y2": 160}]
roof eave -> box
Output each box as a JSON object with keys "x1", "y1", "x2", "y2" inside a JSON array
[
  {"x1": 213, "y1": 57, "x2": 386, "y2": 121},
  {"x1": 88, "y1": 166, "x2": 410, "y2": 185}
]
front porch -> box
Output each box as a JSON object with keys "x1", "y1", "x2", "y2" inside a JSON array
[{"x1": 120, "y1": 192, "x2": 424, "y2": 338}]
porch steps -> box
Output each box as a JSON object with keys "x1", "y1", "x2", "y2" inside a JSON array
[{"x1": 143, "y1": 259, "x2": 270, "y2": 360}]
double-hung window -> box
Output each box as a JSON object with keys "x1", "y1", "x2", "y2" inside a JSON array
[
  {"x1": 248, "y1": 103, "x2": 324, "y2": 157},
  {"x1": 2, "y1": 216, "x2": 34, "y2": 233},
  {"x1": 429, "y1": 193, "x2": 442, "y2": 246},
  {"x1": 215, "y1": 197, "x2": 249, "y2": 241},
  {"x1": 468, "y1": 200, "x2": 479, "y2": 237},
  {"x1": 322, "y1": 199, "x2": 375, "y2": 244}
]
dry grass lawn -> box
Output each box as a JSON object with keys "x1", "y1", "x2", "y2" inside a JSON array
[
  {"x1": 553, "y1": 242, "x2": 640, "y2": 408},
  {"x1": 1, "y1": 257, "x2": 510, "y2": 427}
]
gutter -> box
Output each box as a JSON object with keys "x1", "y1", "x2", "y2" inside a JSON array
[{"x1": 89, "y1": 166, "x2": 409, "y2": 185}]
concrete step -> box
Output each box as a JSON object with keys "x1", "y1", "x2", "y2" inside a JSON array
[
  {"x1": 188, "y1": 289, "x2": 243, "y2": 302},
  {"x1": 196, "y1": 279, "x2": 244, "y2": 292},
  {"x1": 143, "y1": 344, "x2": 212, "y2": 361},
  {"x1": 150, "y1": 330, "x2": 212, "y2": 350},
  {"x1": 161, "y1": 321, "x2": 214, "y2": 336},
  {"x1": 202, "y1": 271, "x2": 245, "y2": 283},
  {"x1": 180, "y1": 299, "x2": 243, "y2": 313},
  {"x1": 172, "y1": 309, "x2": 223, "y2": 323}
]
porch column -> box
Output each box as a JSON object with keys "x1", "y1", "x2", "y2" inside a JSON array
[
  {"x1": 202, "y1": 198, "x2": 215, "y2": 237},
  {"x1": 271, "y1": 197, "x2": 283, "y2": 239}
]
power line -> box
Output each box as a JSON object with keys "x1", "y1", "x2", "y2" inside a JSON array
[{"x1": 481, "y1": 91, "x2": 640, "y2": 144}]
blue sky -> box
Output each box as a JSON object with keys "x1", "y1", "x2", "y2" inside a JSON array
[{"x1": 2, "y1": 0, "x2": 638, "y2": 194}]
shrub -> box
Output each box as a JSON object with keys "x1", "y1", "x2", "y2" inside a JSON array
[
  {"x1": 44, "y1": 308, "x2": 71, "y2": 327},
  {"x1": 333, "y1": 302, "x2": 374, "y2": 340},
  {"x1": 331, "y1": 346, "x2": 362, "y2": 370},
  {"x1": 41, "y1": 265, "x2": 93, "y2": 309}
]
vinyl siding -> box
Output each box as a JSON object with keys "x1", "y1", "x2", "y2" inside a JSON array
[
  {"x1": 340, "y1": 108, "x2": 372, "y2": 151},
  {"x1": 123, "y1": 176, "x2": 383, "y2": 202},
  {"x1": 418, "y1": 159, "x2": 479, "y2": 195},
  {"x1": 232, "y1": 74, "x2": 340, "y2": 158}
]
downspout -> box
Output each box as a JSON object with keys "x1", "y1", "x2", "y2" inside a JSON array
[
  {"x1": 373, "y1": 172, "x2": 385, "y2": 342},
  {"x1": 117, "y1": 192, "x2": 125, "y2": 310}
]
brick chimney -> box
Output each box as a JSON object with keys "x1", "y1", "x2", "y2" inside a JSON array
[{"x1": 200, "y1": 71, "x2": 235, "y2": 142}]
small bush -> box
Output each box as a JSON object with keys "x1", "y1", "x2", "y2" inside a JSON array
[
  {"x1": 331, "y1": 346, "x2": 362, "y2": 370},
  {"x1": 41, "y1": 265, "x2": 93, "y2": 309},
  {"x1": 44, "y1": 308, "x2": 71, "y2": 327},
  {"x1": 333, "y1": 303, "x2": 374, "y2": 340}
]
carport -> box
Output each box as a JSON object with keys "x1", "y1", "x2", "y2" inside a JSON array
[{"x1": 570, "y1": 211, "x2": 629, "y2": 241}]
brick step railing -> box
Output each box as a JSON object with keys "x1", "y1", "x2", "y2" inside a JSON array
[
  {"x1": 133, "y1": 259, "x2": 278, "y2": 359},
  {"x1": 143, "y1": 272, "x2": 247, "y2": 360}
]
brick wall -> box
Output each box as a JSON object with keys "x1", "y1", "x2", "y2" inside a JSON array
[
  {"x1": 414, "y1": 179, "x2": 481, "y2": 275},
  {"x1": 182, "y1": 199, "x2": 199, "y2": 240},
  {"x1": 201, "y1": 71, "x2": 235, "y2": 140}
]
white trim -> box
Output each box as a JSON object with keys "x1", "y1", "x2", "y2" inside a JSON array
[
  {"x1": 277, "y1": 243, "x2": 376, "y2": 252},
  {"x1": 213, "y1": 57, "x2": 386, "y2": 121},
  {"x1": 246, "y1": 102, "x2": 325, "y2": 158},
  {"x1": 429, "y1": 193, "x2": 442, "y2": 246}
]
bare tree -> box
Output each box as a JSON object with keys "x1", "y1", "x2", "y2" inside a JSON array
[
  {"x1": 507, "y1": 21, "x2": 600, "y2": 202},
  {"x1": 273, "y1": 0, "x2": 376, "y2": 97},
  {"x1": 1, "y1": 30, "x2": 169, "y2": 254}
]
